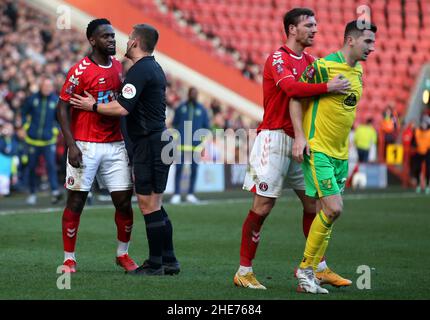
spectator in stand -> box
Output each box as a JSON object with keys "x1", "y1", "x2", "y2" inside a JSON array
[
  {"x1": 411, "y1": 118, "x2": 430, "y2": 194},
  {"x1": 0, "y1": 122, "x2": 18, "y2": 196},
  {"x1": 0, "y1": 0, "x2": 89, "y2": 197},
  {"x1": 170, "y1": 87, "x2": 210, "y2": 204},
  {"x1": 402, "y1": 120, "x2": 416, "y2": 183},
  {"x1": 381, "y1": 104, "x2": 399, "y2": 148},
  {"x1": 353, "y1": 118, "x2": 377, "y2": 163},
  {"x1": 21, "y1": 76, "x2": 61, "y2": 204}
]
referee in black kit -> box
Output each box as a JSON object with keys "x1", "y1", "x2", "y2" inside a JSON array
[{"x1": 70, "y1": 24, "x2": 180, "y2": 276}]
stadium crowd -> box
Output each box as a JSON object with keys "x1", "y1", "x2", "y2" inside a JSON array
[{"x1": 0, "y1": 0, "x2": 253, "y2": 199}]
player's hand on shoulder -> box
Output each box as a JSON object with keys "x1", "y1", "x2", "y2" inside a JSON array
[
  {"x1": 68, "y1": 144, "x2": 83, "y2": 168},
  {"x1": 292, "y1": 134, "x2": 309, "y2": 163},
  {"x1": 70, "y1": 91, "x2": 96, "y2": 111},
  {"x1": 327, "y1": 74, "x2": 350, "y2": 94}
]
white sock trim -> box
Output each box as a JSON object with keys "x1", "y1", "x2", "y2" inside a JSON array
[
  {"x1": 116, "y1": 241, "x2": 130, "y2": 257},
  {"x1": 238, "y1": 265, "x2": 253, "y2": 276},
  {"x1": 317, "y1": 260, "x2": 328, "y2": 272},
  {"x1": 64, "y1": 251, "x2": 76, "y2": 262}
]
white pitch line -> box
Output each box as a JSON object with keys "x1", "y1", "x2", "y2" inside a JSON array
[
  {"x1": 0, "y1": 192, "x2": 425, "y2": 216},
  {"x1": 0, "y1": 205, "x2": 114, "y2": 216}
]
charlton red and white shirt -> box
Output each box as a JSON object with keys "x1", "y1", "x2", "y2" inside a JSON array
[
  {"x1": 258, "y1": 45, "x2": 316, "y2": 137},
  {"x1": 59, "y1": 56, "x2": 123, "y2": 143}
]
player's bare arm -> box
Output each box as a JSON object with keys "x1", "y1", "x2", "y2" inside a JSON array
[
  {"x1": 57, "y1": 99, "x2": 82, "y2": 168},
  {"x1": 289, "y1": 98, "x2": 309, "y2": 163},
  {"x1": 70, "y1": 91, "x2": 129, "y2": 116}
]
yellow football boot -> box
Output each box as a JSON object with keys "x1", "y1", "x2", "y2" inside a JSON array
[
  {"x1": 315, "y1": 268, "x2": 352, "y2": 287},
  {"x1": 234, "y1": 272, "x2": 267, "y2": 290}
]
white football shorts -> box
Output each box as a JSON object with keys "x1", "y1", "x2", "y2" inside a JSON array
[
  {"x1": 243, "y1": 129, "x2": 305, "y2": 198},
  {"x1": 65, "y1": 141, "x2": 132, "y2": 192}
]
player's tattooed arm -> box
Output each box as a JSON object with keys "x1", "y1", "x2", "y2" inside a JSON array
[
  {"x1": 289, "y1": 98, "x2": 310, "y2": 163},
  {"x1": 57, "y1": 99, "x2": 82, "y2": 168}
]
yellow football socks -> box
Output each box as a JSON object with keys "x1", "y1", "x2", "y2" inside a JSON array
[
  {"x1": 299, "y1": 210, "x2": 333, "y2": 270},
  {"x1": 313, "y1": 226, "x2": 332, "y2": 271}
]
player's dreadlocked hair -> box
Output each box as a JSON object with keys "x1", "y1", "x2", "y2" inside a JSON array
[{"x1": 86, "y1": 18, "x2": 111, "y2": 40}]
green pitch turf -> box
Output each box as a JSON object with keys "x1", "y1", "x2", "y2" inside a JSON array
[{"x1": 0, "y1": 191, "x2": 429, "y2": 300}]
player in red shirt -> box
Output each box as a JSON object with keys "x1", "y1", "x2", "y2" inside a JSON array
[
  {"x1": 56, "y1": 19, "x2": 137, "y2": 273},
  {"x1": 235, "y1": 8, "x2": 352, "y2": 289}
]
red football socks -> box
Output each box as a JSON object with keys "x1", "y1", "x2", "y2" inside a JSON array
[
  {"x1": 115, "y1": 209, "x2": 133, "y2": 243},
  {"x1": 62, "y1": 208, "x2": 81, "y2": 253},
  {"x1": 302, "y1": 210, "x2": 316, "y2": 238},
  {"x1": 239, "y1": 210, "x2": 267, "y2": 267}
]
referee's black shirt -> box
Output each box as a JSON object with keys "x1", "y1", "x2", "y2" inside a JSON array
[{"x1": 117, "y1": 56, "x2": 167, "y2": 143}]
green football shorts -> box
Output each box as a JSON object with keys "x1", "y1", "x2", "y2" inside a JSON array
[{"x1": 302, "y1": 151, "x2": 348, "y2": 198}]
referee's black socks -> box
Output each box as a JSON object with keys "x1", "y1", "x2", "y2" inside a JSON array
[
  {"x1": 143, "y1": 210, "x2": 165, "y2": 269},
  {"x1": 161, "y1": 206, "x2": 177, "y2": 263}
]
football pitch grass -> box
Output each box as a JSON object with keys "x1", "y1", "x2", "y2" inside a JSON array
[{"x1": 0, "y1": 191, "x2": 429, "y2": 300}]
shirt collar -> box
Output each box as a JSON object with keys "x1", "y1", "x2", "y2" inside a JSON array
[{"x1": 281, "y1": 45, "x2": 303, "y2": 60}]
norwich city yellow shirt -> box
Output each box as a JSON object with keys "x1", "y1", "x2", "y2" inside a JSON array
[{"x1": 299, "y1": 51, "x2": 363, "y2": 160}]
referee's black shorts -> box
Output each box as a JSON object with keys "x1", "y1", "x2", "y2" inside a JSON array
[{"x1": 132, "y1": 130, "x2": 173, "y2": 195}]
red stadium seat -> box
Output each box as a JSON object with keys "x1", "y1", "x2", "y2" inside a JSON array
[{"x1": 125, "y1": 0, "x2": 429, "y2": 128}]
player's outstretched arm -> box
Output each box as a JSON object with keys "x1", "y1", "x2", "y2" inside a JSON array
[
  {"x1": 289, "y1": 98, "x2": 309, "y2": 163},
  {"x1": 70, "y1": 91, "x2": 129, "y2": 116},
  {"x1": 280, "y1": 73, "x2": 350, "y2": 98},
  {"x1": 57, "y1": 99, "x2": 82, "y2": 168}
]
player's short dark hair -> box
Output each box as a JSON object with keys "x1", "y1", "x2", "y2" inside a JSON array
[
  {"x1": 86, "y1": 18, "x2": 111, "y2": 40},
  {"x1": 344, "y1": 20, "x2": 377, "y2": 43},
  {"x1": 283, "y1": 8, "x2": 315, "y2": 36},
  {"x1": 132, "y1": 24, "x2": 159, "y2": 53}
]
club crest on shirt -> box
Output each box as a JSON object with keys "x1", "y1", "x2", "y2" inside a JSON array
[
  {"x1": 122, "y1": 83, "x2": 136, "y2": 99},
  {"x1": 306, "y1": 66, "x2": 315, "y2": 80},
  {"x1": 276, "y1": 64, "x2": 284, "y2": 74}
]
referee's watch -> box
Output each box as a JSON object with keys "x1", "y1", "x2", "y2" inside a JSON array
[{"x1": 92, "y1": 103, "x2": 98, "y2": 113}]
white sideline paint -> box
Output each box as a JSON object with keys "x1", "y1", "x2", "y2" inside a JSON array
[
  {"x1": 0, "y1": 192, "x2": 424, "y2": 217},
  {"x1": 25, "y1": 0, "x2": 263, "y2": 121}
]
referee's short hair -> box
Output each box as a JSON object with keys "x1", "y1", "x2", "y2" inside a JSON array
[{"x1": 133, "y1": 24, "x2": 159, "y2": 53}]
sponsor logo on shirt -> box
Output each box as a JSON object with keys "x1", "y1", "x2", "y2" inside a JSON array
[
  {"x1": 122, "y1": 84, "x2": 136, "y2": 99},
  {"x1": 68, "y1": 75, "x2": 79, "y2": 86},
  {"x1": 272, "y1": 57, "x2": 284, "y2": 66},
  {"x1": 65, "y1": 84, "x2": 76, "y2": 95},
  {"x1": 343, "y1": 93, "x2": 358, "y2": 110}
]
